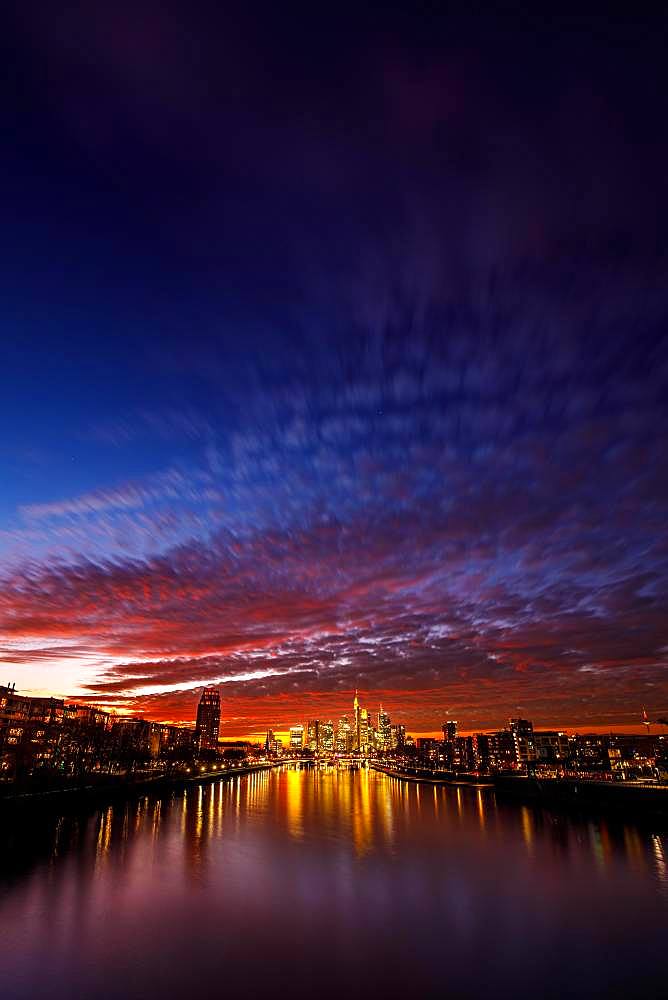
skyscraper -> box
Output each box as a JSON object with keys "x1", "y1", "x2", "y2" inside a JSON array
[
  {"x1": 307, "y1": 719, "x2": 320, "y2": 752},
  {"x1": 359, "y1": 708, "x2": 370, "y2": 753},
  {"x1": 289, "y1": 725, "x2": 304, "y2": 749},
  {"x1": 195, "y1": 688, "x2": 221, "y2": 752},
  {"x1": 336, "y1": 715, "x2": 353, "y2": 753},
  {"x1": 378, "y1": 706, "x2": 391, "y2": 750},
  {"x1": 353, "y1": 691, "x2": 360, "y2": 750},
  {"x1": 320, "y1": 720, "x2": 334, "y2": 753}
]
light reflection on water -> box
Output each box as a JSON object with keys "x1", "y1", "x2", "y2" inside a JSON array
[{"x1": 0, "y1": 765, "x2": 666, "y2": 1000}]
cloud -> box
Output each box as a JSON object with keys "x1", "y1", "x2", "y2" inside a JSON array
[
  {"x1": 4, "y1": 285, "x2": 668, "y2": 731},
  {"x1": 3, "y1": 423, "x2": 667, "y2": 732},
  {"x1": 86, "y1": 408, "x2": 215, "y2": 447},
  {"x1": 3, "y1": 7, "x2": 668, "y2": 732}
]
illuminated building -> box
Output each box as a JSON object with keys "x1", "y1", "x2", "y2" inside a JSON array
[
  {"x1": 161, "y1": 725, "x2": 195, "y2": 754},
  {"x1": 454, "y1": 735, "x2": 476, "y2": 771},
  {"x1": 307, "y1": 720, "x2": 320, "y2": 751},
  {"x1": 483, "y1": 730, "x2": 517, "y2": 769},
  {"x1": 111, "y1": 718, "x2": 153, "y2": 754},
  {"x1": 417, "y1": 737, "x2": 440, "y2": 764},
  {"x1": 443, "y1": 720, "x2": 458, "y2": 743},
  {"x1": 442, "y1": 719, "x2": 458, "y2": 767},
  {"x1": 509, "y1": 718, "x2": 537, "y2": 764},
  {"x1": 290, "y1": 725, "x2": 304, "y2": 749},
  {"x1": 195, "y1": 688, "x2": 221, "y2": 752},
  {"x1": 390, "y1": 724, "x2": 405, "y2": 750},
  {"x1": 336, "y1": 716, "x2": 353, "y2": 753},
  {"x1": 266, "y1": 730, "x2": 283, "y2": 754},
  {"x1": 377, "y1": 706, "x2": 391, "y2": 750},
  {"x1": 350, "y1": 692, "x2": 372, "y2": 754},
  {"x1": 4, "y1": 677, "x2": 665, "y2": 788},
  {"x1": 359, "y1": 708, "x2": 370, "y2": 753},
  {"x1": 320, "y1": 721, "x2": 334, "y2": 753},
  {"x1": 353, "y1": 691, "x2": 361, "y2": 750},
  {"x1": 65, "y1": 704, "x2": 110, "y2": 729},
  {"x1": 534, "y1": 731, "x2": 569, "y2": 763},
  {"x1": 149, "y1": 723, "x2": 194, "y2": 759},
  {"x1": 0, "y1": 684, "x2": 64, "y2": 774}
]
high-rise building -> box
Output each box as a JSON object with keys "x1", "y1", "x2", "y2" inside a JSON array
[
  {"x1": 195, "y1": 688, "x2": 221, "y2": 752},
  {"x1": 442, "y1": 720, "x2": 458, "y2": 767},
  {"x1": 320, "y1": 720, "x2": 334, "y2": 753},
  {"x1": 377, "y1": 706, "x2": 391, "y2": 750},
  {"x1": 289, "y1": 725, "x2": 304, "y2": 750},
  {"x1": 307, "y1": 719, "x2": 320, "y2": 752},
  {"x1": 443, "y1": 720, "x2": 458, "y2": 743},
  {"x1": 353, "y1": 691, "x2": 361, "y2": 750},
  {"x1": 359, "y1": 708, "x2": 370, "y2": 753},
  {"x1": 509, "y1": 718, "x2": 536, "y2": 764},
  {"x1": 336, "y1": 716, "x2": 353, "y2": 753}
]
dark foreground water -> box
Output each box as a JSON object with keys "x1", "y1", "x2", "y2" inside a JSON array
[{"x1": 0, "y1": 766, "x2": 666, "y2": 1000}]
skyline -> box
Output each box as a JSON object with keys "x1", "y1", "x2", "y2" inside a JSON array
[
  {"x1": 1, "y1": 679, "x2": 662, "y2": 743},
  {"x1": 2, "y1": 8, "x2": 668, "y2": 736}
]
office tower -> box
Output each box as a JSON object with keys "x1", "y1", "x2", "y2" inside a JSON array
[
  {"x1": 359, "y1": 708, "x2": 370, "y2": 753},
  {"x1": 307, "y1": 719, "x2": 320, "y2": 752},
  {"x1": 353, "y1": 691, "x2": 361, "y2": 750},
  {"x1": 377, "y1": 706, "x2": 391, "y2": 750},
  {"x1": 320, "y1": 720, "x2": 334, "y2": 753},
  {"x1": 195, "y1": 688, "x2": 221, "y2": 752},
  {"x1": 336, "y1": 716, "x2": 353, "y2": 753},
  {"x1": 289, "y1": 725, "x2": 304, "y2": 749}
]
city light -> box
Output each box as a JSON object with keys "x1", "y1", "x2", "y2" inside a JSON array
[{"x1": 3, "y1": 680, "x2": 665, "y2": 793}]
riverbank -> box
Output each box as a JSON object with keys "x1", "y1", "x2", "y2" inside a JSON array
[
  {"x1": 371, "y1": 763, "x2": 494, "y2": 787},
  {"x1": 372, "y1": 763, "x2": 668, "y2": 818},
  {"x1": 0, "y1": 761, "x2": 279, "y2": 811},
  {"x1": 494, "y1": 773, "x2": 668, "y2": 816}
]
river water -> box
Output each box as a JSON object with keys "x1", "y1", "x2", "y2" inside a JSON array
[{"x1": 0, "y1": 765, "x2": 666, "y2": 999}]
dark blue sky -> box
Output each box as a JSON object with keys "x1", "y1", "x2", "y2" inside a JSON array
[{"x1": 1, "y1": 5, "x2": 667, "y2": 734}]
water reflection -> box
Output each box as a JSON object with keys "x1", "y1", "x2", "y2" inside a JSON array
[{"x1": 0, "y1": 767, "x2": 666, "y2": 999}]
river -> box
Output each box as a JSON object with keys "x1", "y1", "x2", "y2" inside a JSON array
[{"x1": 0, "y1": 765, "x2": 666, "y2": 999}]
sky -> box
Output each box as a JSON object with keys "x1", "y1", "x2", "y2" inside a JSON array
[{"x1": 1, "y1": 6, "x2": 667, "y2": 737}]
